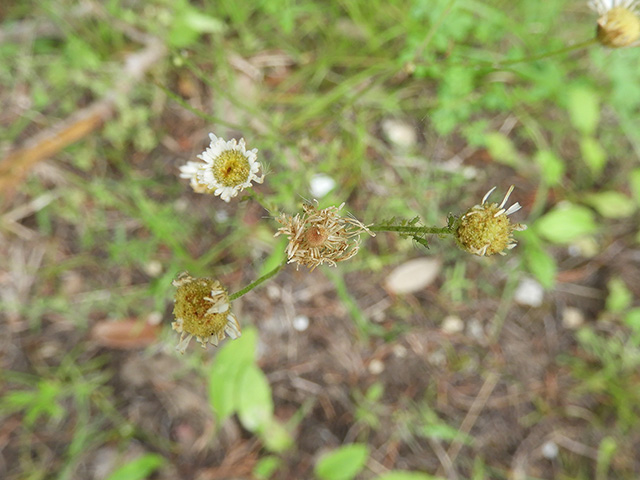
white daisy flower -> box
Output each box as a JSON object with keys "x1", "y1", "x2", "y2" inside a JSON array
[
  {"x1": 192, "y1": 133, "x2": 264, "y2": 202},
  {"x1": 590, "y1": 0, "x2": 640, "y2": 47}
]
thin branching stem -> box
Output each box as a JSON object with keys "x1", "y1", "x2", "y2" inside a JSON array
[
  {"x1": 229, "y1": 260, "x2": 288, "y2": 301},
  {"x1": 369, "y1": 225, "x2": 454, "y2": 236}
]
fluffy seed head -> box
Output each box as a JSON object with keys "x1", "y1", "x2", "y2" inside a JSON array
[{"x1": 275, "y1": 201, "x2": 375, "y2": 270}]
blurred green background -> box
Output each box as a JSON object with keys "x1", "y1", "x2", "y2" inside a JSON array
[{"x1": 1, "y1": 0, "x2": 640, "y2": 479}]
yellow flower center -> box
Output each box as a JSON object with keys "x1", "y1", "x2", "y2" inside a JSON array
[
  {"x1": 213, "y1": 150, "x2": 251, "y2": 187},
  {"x1": 597, "y1": 7, "x2": 640, "y2": 48},
  {"x1": 173, "y1": 279, "x2": 229, "y2": 338},
  {"x1": 455, "y1": 204, "x2": 513, "y2": 256}
]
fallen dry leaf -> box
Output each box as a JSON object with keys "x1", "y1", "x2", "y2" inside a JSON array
[{"x1": 91, "y1": 318, "x2": 161, "y2": 349}]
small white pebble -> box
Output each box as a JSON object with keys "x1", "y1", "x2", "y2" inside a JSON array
[
  {"x1": 147, "y1": 311, "x2": 163, "y2": 325},
  {"x1": 541, "y1": 440, "x2": 559, "y2": 459},
  {"x1": 441, "y1": 315, "x2": 464, "y2": 334},
  {"x1": 143, "y1": 260, "x2": 163, "y2": 277},
  {"x1": 562, "y1": 307, "x2": 584, "y2": 329},
  {"x1": 381, "y1": 118, "x2": 417, "y2": 148},
  {"x1": 466, "y1": 318, "x2": 485, "y2": 341},
  {"x1": 514, "y1": 277, "x2": 544, "y2": 307},
  {"x1": 368, "y1": 359, "x2": 385, "y2": 375},
  {"x1": 393, "y1": 344, "x2": 407, "y2": 358},
  {"x1": 309, "y1": 174, "x2": 336, "y2": 198},
  {"x1": 292, "y1": 315, "x2": 309, "y2": 332}
]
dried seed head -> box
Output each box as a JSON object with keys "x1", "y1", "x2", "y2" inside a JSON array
[
  {"x1": 171, "y1": 272, "x2": 241, "y2": 353},
  {"x1": 454, "y1": 186, "x2": 527, "y2": 257},
  {"x1": 275, "y1": 201, "x2": 375, "y2": 270}
]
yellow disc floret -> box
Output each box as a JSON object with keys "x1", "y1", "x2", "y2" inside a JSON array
[{"x1": 454, "y1": 186, "x2": 526, "y2": 257}]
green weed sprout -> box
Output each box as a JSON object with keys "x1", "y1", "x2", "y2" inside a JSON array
[{"x1": 171, "y1": 133, "x2": 527, "y2": 352}]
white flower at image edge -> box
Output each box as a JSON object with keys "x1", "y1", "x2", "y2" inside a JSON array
[{"x1": 180, "y1": 133, "x2": 265, "y2": 202}]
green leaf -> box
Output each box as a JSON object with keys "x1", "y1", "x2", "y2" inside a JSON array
[
  {"x1": 580, "y1": 136, "x2": 607, "y2": 176},
  {"x1": 105, "y1": 454, "x2": 165, "y2": 480},
  {"x1": 237, "y1": 364, "x2": 274, "y2": 432},
  {"x1": 606, "y1": 278, "x2": 633, "y2": 313},
  {"x1": 629, "y1": 168, "x2": 640, "y2": 205},
  {"x1": 253, "y1": 456, "x2": 282, "y2": 480},
  {"x1": 209, "y1": 327, "x2": 257, "y2": 422},
  {"x1": 534, "y1": 149, "x2": 565, "y2": 186},
  {"x1": 534, "y1": 204, "x2": 597, "y2": 244},
  {"x1": 568, "y1": 86, "x2": 600, "y2": 135},
  {"x1": 375, "y1": 472, "x2": 446, "y2": 480},
  {"x1": 315, "y1": 444, "x2": 369, "y2": 480},
  {"x1": 583, "y1": 191, "x2": 636, "y2": 218},
  {"x1": 523, "y1": 243, "x2": 556, "y2": 289},
  {"x1": 259, "y1": 417, "x2": 293, "y2": 453},
  {"x1": 484, "y1": 132, "x2": 519, "y2": 166}
]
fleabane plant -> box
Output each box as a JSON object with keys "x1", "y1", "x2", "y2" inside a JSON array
[
  {"x1": 171, "y1": 132, "x2": 527, "y2": 352},
  {"x1": 180, "y1": 133, "x2": 264, "y2": 202}
]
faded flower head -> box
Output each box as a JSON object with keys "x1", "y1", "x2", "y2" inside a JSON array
[
  {"x1": 179, "y1": 133, "x2": 264, "y2": 202},
  {"x1": 454, "y1": 186, "x2": 527, "y2": 257},
  {"x1": 171, "y1": 272, "x2": 241, "y2": 353},
  {"x1": 275, "y1": 201, "x2": 375, "y2": 270},
  {"x1": 590, "y1": 0, "x2": 640, "y2": 47}
]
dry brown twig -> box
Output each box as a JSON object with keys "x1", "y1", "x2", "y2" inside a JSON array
[{"x1": 0, "y1": 14, "x2": 167, "y2": 199}]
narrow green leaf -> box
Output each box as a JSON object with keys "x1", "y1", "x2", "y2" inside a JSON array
[
  {"x1": 580, "y1": 136, "x2": 607, "y2": 175},
  {"x1": 315, "y1": 444, "x2": 369, "y2": 480},
  {"x1": 484, "y1": 132, "x2": 519, "y2": 166},
  {"x1": 629, "y1": 168, "x2": 640, "y2": 205},
  {"x1": 534, "y1": 149, "x2": 565, "y2": 186},
  {"x1": 534, "y1": 204, "x2": 597, "y2": 244},
  {"x1": 259, "y1": 417, "x2": 293, "y2": 453},
  {"x1": 606, "y1": 278, "x2": 633, "y2": 313},
  {"x1": 568, "y1": 86, "x2": 600, "y2": 135},
  {"x1": 105, "y1": 454, "x2": 165, "y2": 480}
]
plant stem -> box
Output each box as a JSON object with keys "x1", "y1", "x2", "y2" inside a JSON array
[
  {"x1": 369, "y1": 225, "x2": 453, "y2": 235},
  {"x1": 490, "y1": 38, "x2": 598, "y2": 69},
  {"x1": 229, "y1": 260, "x2": 288, "y2": 301}
]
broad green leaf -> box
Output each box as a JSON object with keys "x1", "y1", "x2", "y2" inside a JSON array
[
  {"x1": 534, "y1": 149, "x2": 564, "y2": 186},
  {"x1": 375, "y1": 472, "x2": 446, "y2": 480},
  {"x1": 260, "y1": 417, "x2": 293, "y2": 453},
  {"x1": 253, "y1": 456, "x2": 282, "y2": 480},
  {"x1": 105, "y1": 454, "x2": 165, "y2": 480},
  {"x1": 624, "y1": 308, "x2": 640, "y2": 336},
  {"x1": 209, "y1": 327, "x2": 257, "y2": 422},
  {"x1": 630, "y1": 168, "x2": 640, "y2": 205},
  {"x1": 484, "y1": 132, "x2": 519, "y2": 166},
  {"x1": 315, "y1": 444, "x2": 369, "y2": 480},
  {"x1": 534, "y1": 204, "x2": 597, "y2": 244},
  {"x1": 568, "y1": 86, "x2": 600, "y2": 135},
  {"x1": 606, "y1": 278, "x2": 632, "y2": 313},
  {"x1": 580, "y1": 136, "x2": 607, "y2": 175},
  {"x1": 523, "y1": 242, "x2": 557, "y2": 289},
  {"x1": 583, "y1": 191, "x2": 636, "y2": 218},
  {"x1": 237, "y1": 364, "x2": 274, "y2": 432}
]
